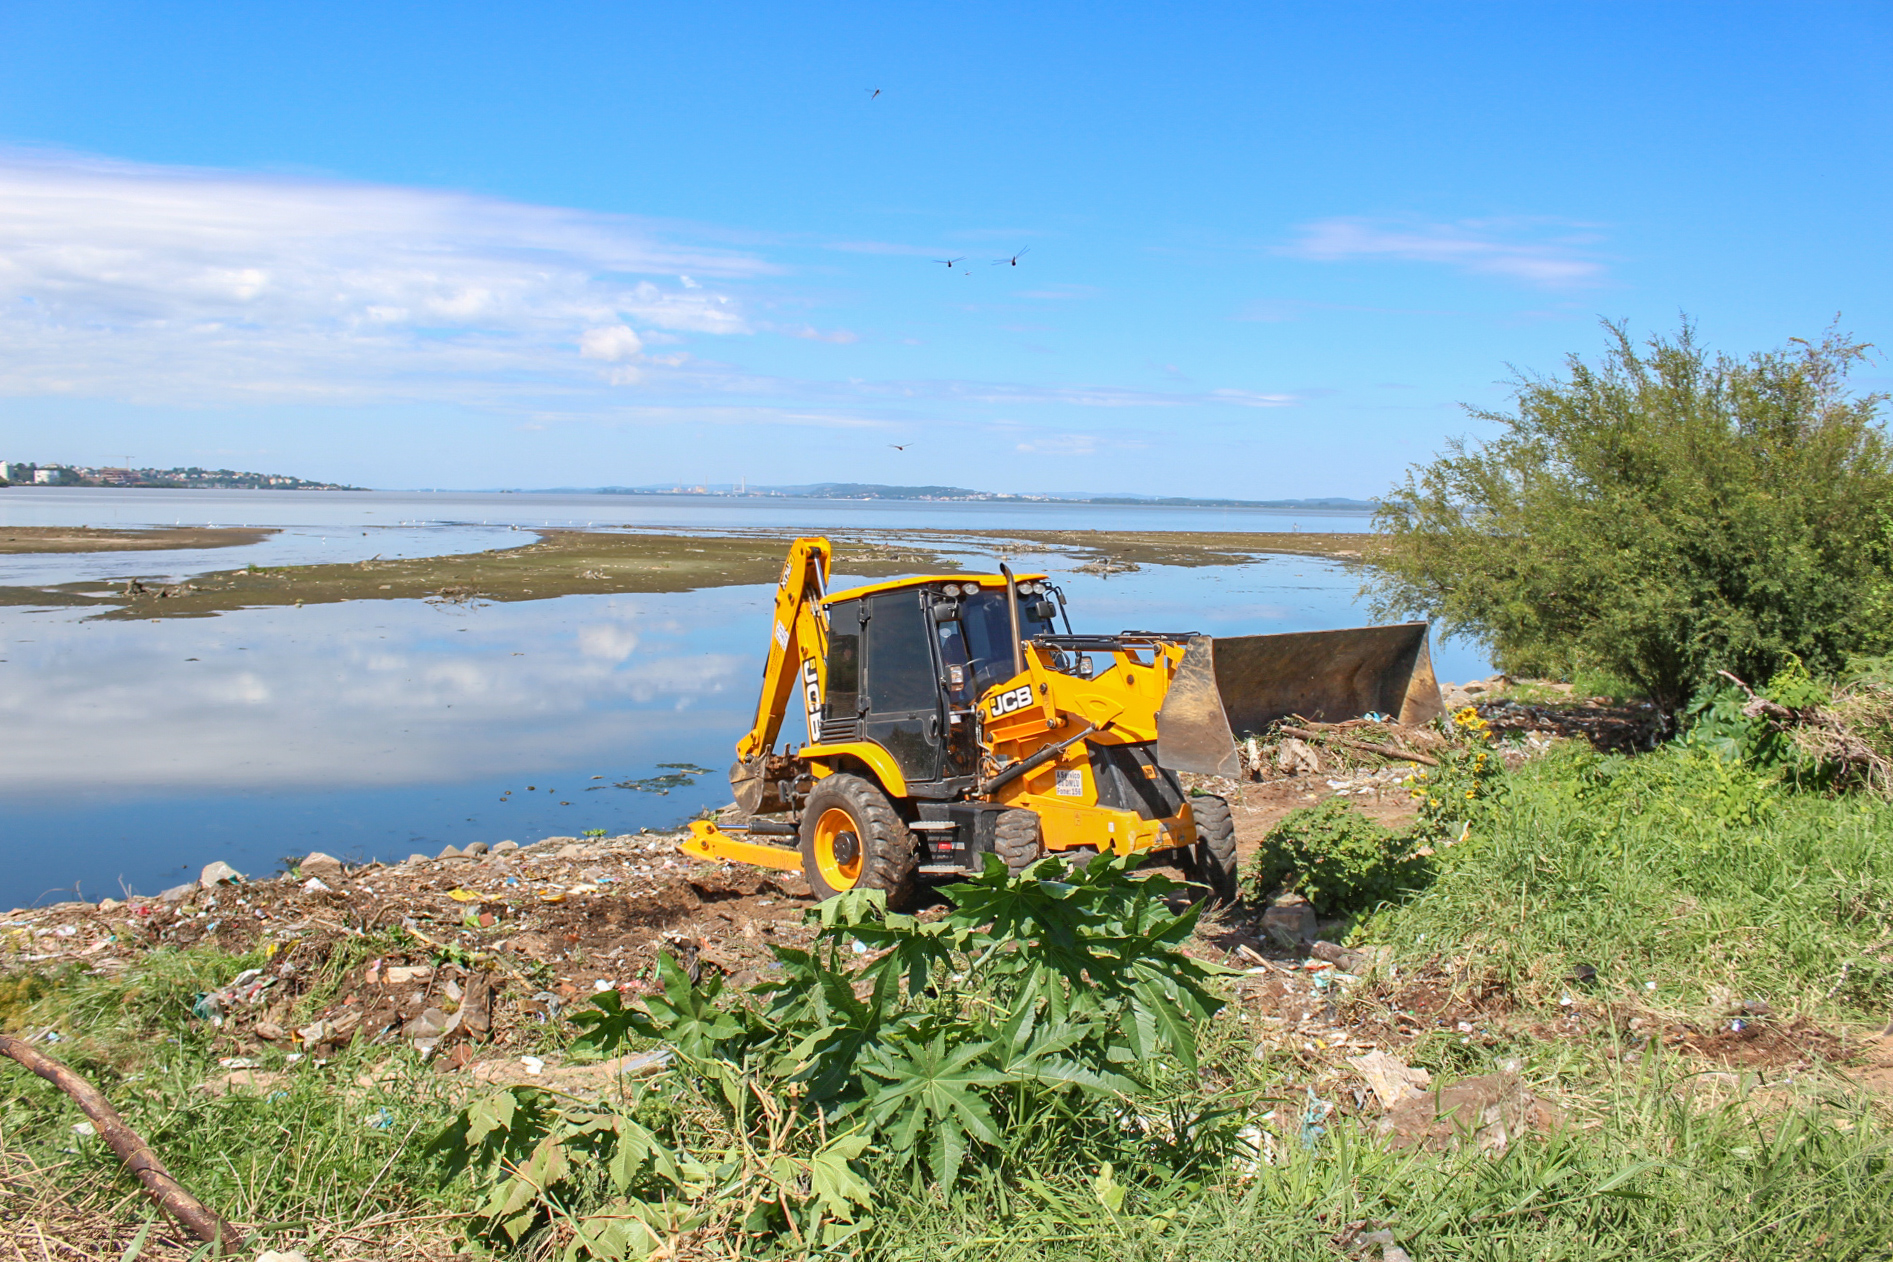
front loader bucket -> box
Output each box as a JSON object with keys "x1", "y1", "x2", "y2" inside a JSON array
[{"x1": 1154, "y1": 623, "x2": 1443, "y2": 776}]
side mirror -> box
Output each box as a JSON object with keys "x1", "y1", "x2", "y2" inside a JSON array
[
  {"x1": 930, "y1": 600, "x2": 960, "y2": 623},
  {"x1": 1027, "y1": 599, "x2": 1056, "y2": 620}
]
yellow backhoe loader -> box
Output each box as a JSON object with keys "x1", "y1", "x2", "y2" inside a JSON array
[{"x1": 683, "y1": 537, "x2": 1442, "y2": 906}]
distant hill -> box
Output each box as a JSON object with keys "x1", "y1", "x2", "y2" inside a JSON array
[{"x1": 581, "y1": 482, "x2": 1373, "y2": 509}]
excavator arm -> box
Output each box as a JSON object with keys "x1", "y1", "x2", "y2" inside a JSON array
[{"x1": 729, "y1": 537, "x2": 832, "y2": 812}]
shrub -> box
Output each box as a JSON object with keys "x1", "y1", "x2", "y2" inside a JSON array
[
  {"x1": 436, "y1": 855, "x2": 1240, "y2": 1257},
  {"x1": 1242, "y1": 798, "x2": 1431, "y2": 916},
  {"x1": 1369, "y1": 321, "x2": 1893, "y2": 715},
  {"x1": 1366, "y1": 744, "x2": 1893, "y2": 1014}
]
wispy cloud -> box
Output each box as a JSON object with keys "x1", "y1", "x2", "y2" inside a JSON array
[
  {"x1": 1280, "y1": 217, "x2": 1608, "y2": 287},
  {"x1": 530, "y1": 405, "x2": 892, "y2": 430},
  {"x1": 875, "y1": 380, "x2": 1298, "y2": 409},
  {"x1": 774, "y1": 323, "x2": 859, "y2": 344},
  {"x1": 0, "y1": 149, "x2": 769, "y2": 404}
]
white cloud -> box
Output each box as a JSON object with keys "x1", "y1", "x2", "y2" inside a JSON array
[
  {"x1": 778, "y1": 324, "x2": 859, "y2": 344},
  {"x1": 1015, "y1": 433, "x2": 1101, "y2": 456},
  {"x1": 0, "y1": 148, "x2": 769, "y2": 405},
  {"x1": 863, "y1": 380, "x2": 1301, "y2": 410},
  {"x1": 1280, "y1": 217, "x2": 1607, "y2": 287},
  {"x1": 580, "y1": 325, "x2": 644, "y2": 361}
]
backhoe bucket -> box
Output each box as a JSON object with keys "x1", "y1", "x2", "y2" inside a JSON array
[{"x1": 1154, "y1": 623, "x2": 1443, "y2": 776}]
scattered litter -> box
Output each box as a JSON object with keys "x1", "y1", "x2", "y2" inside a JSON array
[
  {"x1": 217, "y1": 1056, "x2": 261, "y2": 1069},
  {"x1": 519, "y1": 1055, "x2": 545, "y2": 1076},
  {"x1": 71, "y1": 1122, "x2": 96, "y2": 1138},
  {"x1": 1300, "y1": 1088, "x2": 1333, "y2": 1148},
  {"x1": 365, "y1": 1107, "x2": 395, "y2": 1129},
  {"x1": 301, "y1": 877, "x2": 332, "y2": 894},
  {"x1": 1347, "y1": 1049, "x2": 1432, "y2": 1109}
]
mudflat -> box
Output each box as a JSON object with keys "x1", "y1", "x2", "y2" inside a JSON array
[
  {"x1": 0, "y1": 526, "x2": 1377, "y2": 619},
  {"x1": 0, "y1": 524, "x2": 278, "y2": 553}
]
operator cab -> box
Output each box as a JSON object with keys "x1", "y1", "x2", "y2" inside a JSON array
[{"x1": 813, "y1": 574, "x2": 1064, "y2": 789}]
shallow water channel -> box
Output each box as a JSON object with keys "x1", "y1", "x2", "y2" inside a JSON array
[{"x1": 0, "y1": 492, "x2": 1490, "y2": 908}]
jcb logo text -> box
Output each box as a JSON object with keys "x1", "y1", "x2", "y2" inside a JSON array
[{"x1": 987, "y1": 685, "x2": 1033, "y2": 718}]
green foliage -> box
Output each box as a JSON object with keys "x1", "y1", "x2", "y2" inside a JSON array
[
  {"x1": 0, "y1": 947, "x2": 464, "y2": 1253},
  {"x1": 1362, "y1": 743, "x2": 1893, "y2": 1015},
  {"x1": 1242, "y1": 799, "x2": 1430, "y2": 916},
  {"x1": 1369, "y1": 321, "x2": 1893, "y2": 713},
  {"x1": 861, "y1": 1078, "x2": 1893, "y2": 1262},
  {"x1": 441, "y1": 855, "x2": 1239, "y2": 1257}
]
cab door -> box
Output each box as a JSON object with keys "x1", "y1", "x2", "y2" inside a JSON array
[{"x1": 862, "y1": 588, "x2": 945, "y2": 784}]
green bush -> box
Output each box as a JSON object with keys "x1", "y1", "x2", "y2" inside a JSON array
[
  {"x1": 1242, "y1": 798, "x2": 1431, "y2": 916},
  {"x1": 1362, "y1": 743, "x2": 1893, "y2": 1015},
  {"x1": 1369, "y1": 321, "x2": 1893, "y2": 715},
  {"x1": 436, "y1": 855, "x2": 1239, "y2": 1256}
]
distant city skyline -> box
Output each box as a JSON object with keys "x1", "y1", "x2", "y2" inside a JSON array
[{"x1": 0, "y1": 3, "x2": 1886, "y2": 498}]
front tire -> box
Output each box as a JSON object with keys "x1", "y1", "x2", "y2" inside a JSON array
[
  {"x1": 1185, "y1": 793, "x2": 1238, "y2": 904},
  {"x1": 798, "y1": 773, "x2": 919, "y2": 908}
]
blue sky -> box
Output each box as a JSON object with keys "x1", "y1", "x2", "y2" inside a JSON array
[{"x1": 0, "y1": 1, "x2": 1887, "y2": 497}]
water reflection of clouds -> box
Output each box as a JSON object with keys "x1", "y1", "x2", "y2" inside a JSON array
[{"x1": 0, "y1": 589, "x2": 765, "y2": 797}]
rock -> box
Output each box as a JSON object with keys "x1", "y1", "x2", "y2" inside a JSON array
[
  {"x1": 1274, "y1": 737, "x2": 1321, "y2": 775},
  {"x1": 199, "y1": 860, "x2": 244, "y2": 889},
  {"x1": 1740, "y1": 999, "x2": 1773, "y2": 1017},
  {"x1": 437, "y1": 845, "x2": 464, "y2": 860},
  {"x1": 1378, "y1": 1071, "x2": 1563, "y2": 1153},
  {"x1": 1309, "y1": 940, "x2": 1365, "y2": 972},
  {"x1": 299, "y1": 851, "x2": 343, "y2": 879},
  {"x1": 403, "y1": 1007, "x2": 450, "y2": 1039},
  {"x1": 556, "y1": 843, "x2": 589, "y2": 860},
  {"x1": 407, "y1": 853, "x2": 430, "y2": 864},
  {"x1": 1461, "y1": 681, "x2": 1487, "y2": 695},
  {"x1": 492, "y1": 840, "x2": 520, "y2": 854},
  {"x1": 1347, "y1": 1049, "x2": 1432, "y2": 1109},
  {"x1": 385, "y1": 965, "x2": 432, "y2": 984},
  {"x1": 1260, "y1": 893, "x2": 1317, "y2": 947},
  {"x1": 158, "y1": 883, "x2": 196, "y2": 904},
  {"x1": 198, "y1": 1069, "x2": 287, "y2": 1097},
  {"x1": 97, "y1": 897, "x2": 121, "y2": 912},
  {"x1": 1353, "y1": 1231, "x2": 1412, "y2": 1262},
  {"x1": 461, "y1": 972, "x2": 494, "y2": 1035},
  {"x1": 462, "y1": 841, "x2": 489, "y2": 856},
  {"x1": 253, "y1": 1021, "x2": 287, "y2": 1042}
]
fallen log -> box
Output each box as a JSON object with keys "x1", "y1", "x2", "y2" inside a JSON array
[
  {"x1": 1278, "y1": 724, "x2": 1440, "y2": 767},
  {"x1": 0, "y1": 1032, "x2": 244, "y2": 1251}
]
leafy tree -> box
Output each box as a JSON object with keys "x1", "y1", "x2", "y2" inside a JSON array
[{"x1": 1369, "y1": 321, "x2": 1893, "y2": 714}]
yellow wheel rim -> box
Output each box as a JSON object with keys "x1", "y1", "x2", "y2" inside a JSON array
[{"x1": 812, "y1": 806, "x2": 864, "y2": 890}]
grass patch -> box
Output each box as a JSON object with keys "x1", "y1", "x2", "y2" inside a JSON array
[
  {"x1": 0, "y1": 945, "x2": 472, "y2": 1255},
  {"x1": 1357, "y1": 744, "x2": 1893, "y2": 1019}
]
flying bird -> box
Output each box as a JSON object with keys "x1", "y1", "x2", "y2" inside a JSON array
[
  {"x1": 993, "y1": 247, "x2": 1031, "y2": 267},
  {"x1": 866, "y1": 88, "x2": 881, "y2": 101},
  {"x1": 890, "y1": 443, "x2": 910, "y2": 451},
  {"x1": 934, "y1": 257, "x2": 965, "y2": 269}
]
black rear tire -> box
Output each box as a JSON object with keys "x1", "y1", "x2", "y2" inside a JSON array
[
  {"x1": 1186, "y1": 793, "x2": 1239, "y2": 904},
  {"x1": 993, "y1": 808, "x2": 1044, "y2": 875},
  {"x1": 798, "y1": 773, "x2": 919, "y2": 909}
]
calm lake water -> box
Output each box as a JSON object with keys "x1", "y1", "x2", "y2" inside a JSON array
[{"x1": 0, "y1": 490, "x2": 1487, "y2": 908}]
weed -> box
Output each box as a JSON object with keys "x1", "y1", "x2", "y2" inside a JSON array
[
  {"x1": 437, "y1": 855, "x2": 1239, "y2": 1256},
  {"x1": 1242, "y1": 800, "x2": 1430, "y2": 916}
]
